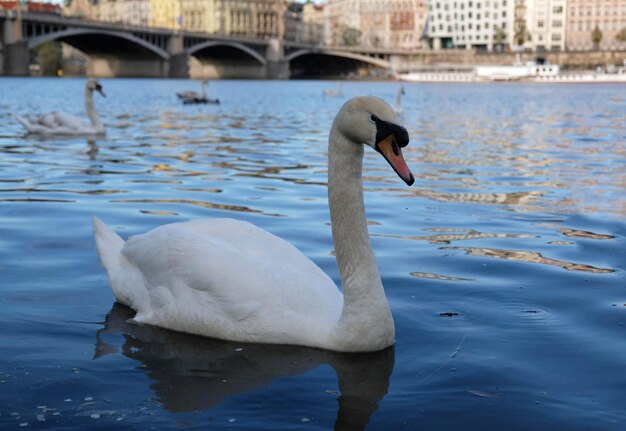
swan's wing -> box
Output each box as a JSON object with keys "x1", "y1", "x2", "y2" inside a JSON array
[
  {"x1": 16, "y1": 112, "x2": 89, "y2": 134},
  {"x1": 37, "y1": 113, "x2": 60, "y2": 128},
  {"x1": 16, "y1": 115, "x2": 36, "y2": 132},
  {"x1": 121, "y1": 219, "x2": 341, "y2": 324},
  {"x1": 16, "y1": 114, "x2": 58, "y2": 133},
  {"x1": 52, "y1": 111, "x2": 88, "y2": 129}
]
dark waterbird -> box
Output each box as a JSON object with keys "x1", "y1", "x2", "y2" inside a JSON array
[{"x1": 177, "y1": 80, "x2": 220, "y2": 105}]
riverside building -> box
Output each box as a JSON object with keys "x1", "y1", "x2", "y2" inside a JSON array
[
  {"x1": 324, "y1": 0, "x2": 428, "y2": 49},
  {"x1": 565, "y1": 0, "x2": 626, "y2": 50},
  {"x1": 522, "y1": 0, "x2": 567, "y2": 52},
  {"x1": 426, "y1": 0, "x2": 517, "y2": 51}
]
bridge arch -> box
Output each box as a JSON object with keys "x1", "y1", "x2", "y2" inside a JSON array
[
  {"x1": 285, "y1": 49, "x2": 390, "y2": 69},
  {"x1": 187, "y1": 41, "x2": 267, "y2": 65},
  {"x1": 28, "y1": 28, "x2": 169, "y2": 60}
]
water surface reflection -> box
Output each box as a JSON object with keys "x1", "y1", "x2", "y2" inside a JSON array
[
  {"x1": 96, "y1": 303, "x2": 394, "y2": 430},
  {"x1": 0, "y1": 79, "x2": 624, "y2": 429}
]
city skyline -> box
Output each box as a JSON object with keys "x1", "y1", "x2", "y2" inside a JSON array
[{"x1": 6, "y1": 0, "x2": 626, "y2": 52}]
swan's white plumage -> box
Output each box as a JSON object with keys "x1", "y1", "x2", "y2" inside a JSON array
[
  {"x1": 94, "y1": 217, "x2": 343, "y2": 346},
  {"x1": 94, "y1": 96, "x2": 413, "y2": 352},
  {"x1": 17, "y1": 78, "x2": 105, "y2": 135}
]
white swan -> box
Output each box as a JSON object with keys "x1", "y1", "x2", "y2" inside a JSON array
[
  {"x1": 93, "y1": 96, "x2": 414, "y2": 353},
  {"x1": 16, "y1": 78, "x2": 106, "y2": 135},
  {"x1": 395, "y1": 85, "x2": 405, "y2": 114},
  {"x1": 324, "y1": 82, "x2": 343, "y2": 97}
]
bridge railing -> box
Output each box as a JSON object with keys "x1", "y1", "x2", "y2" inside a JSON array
[
  {"x1": 23, "y1": 12, "x2": 174, "y2": 35},
  {"x1": 3, "y1": 10, "x2": 444, "y2": 57}
]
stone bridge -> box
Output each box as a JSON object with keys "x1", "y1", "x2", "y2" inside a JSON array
[{"x1": 0, "y1": 11, "x2": 405, "y2": 78}]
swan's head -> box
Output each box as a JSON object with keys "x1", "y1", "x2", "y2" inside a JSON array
[
  {"x1": 86, "y1": 78, "x2": 106, "y2": 97},
  {"x1": 335, "y1": 96, "x2": 414, "y2": 186}
]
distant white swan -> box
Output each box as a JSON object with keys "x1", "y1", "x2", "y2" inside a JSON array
[
  {"x1": 16, "y1": 78, "x2": 106, "y2": 135},
  {"x1": 395, "y1": 85, "x2": 406, "y2": 114},
  {"x1": 324, "y1": 82, "x2": 343, "y2": 97},
  {"x1": 94, "y1": 96, "x2": 414, "y2": 353}
]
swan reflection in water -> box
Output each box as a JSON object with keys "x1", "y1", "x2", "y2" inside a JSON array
[
  {"x1": 87, "y1": 140, "x2": 98, "y2": 160},
  {"x1": 94, "y1": 303, "x2": 395, "y2": 430},
  {"x1": 25, "y1": 134, "x2": 100, "y2": 161}
]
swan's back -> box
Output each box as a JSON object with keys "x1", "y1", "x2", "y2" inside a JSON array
[{"x1": 94, "y1": 218, "x2": 343, "y2": 345}]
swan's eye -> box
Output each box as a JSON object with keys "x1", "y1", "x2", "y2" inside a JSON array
[{"x1": 370, "y1": 114, "x2": 379, "y2": 122}]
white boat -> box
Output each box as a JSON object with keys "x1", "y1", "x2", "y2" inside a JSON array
[
  {"x1": 397, "y1": 61, "x2": 626, "y2": 84},
  {"x1": 398, "y1": 72, "x2": 475, "y2": 82},
  {"x1": 397, "y1": 66, "x2": 475, "y2": 83},
  {"x1": 474, "y1": 62, "x2": 560, "y2": 81}
]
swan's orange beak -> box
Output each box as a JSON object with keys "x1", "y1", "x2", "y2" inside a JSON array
[{"x1": 376, "y1": 133, "x2": 414, "y2": 186}]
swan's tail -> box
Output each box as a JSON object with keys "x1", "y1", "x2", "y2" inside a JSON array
[
  {"x1": 93, "y1": 216, "x2": 140, "y2": 308},
  {"x1": 15, "y1": 115, "x2": 33, "y2": 131},
  {"x1": 93, "y1": 216, "x2": 125, "y2": 269}
]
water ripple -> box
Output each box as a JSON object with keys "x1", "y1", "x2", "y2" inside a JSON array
[
  {"x1": 446, "y1": 246, "x2": 614, "y2": 273},
  {"x1": 0, "y1": 78, "x2": 624, "y2": 429}
]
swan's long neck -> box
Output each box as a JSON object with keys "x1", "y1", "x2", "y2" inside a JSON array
[
  {"x1": 395, "y1": 89, "x2": 402, "y2": 109},
  {"x1": 85, "y1": 89, "x2": 104, "y2": 132},
  {"x1": 328, "y1": 126, "x2": 394, "y2": 350},
  {"x1": 201, "y1": 82, "x2": 207, "y2": 98}
]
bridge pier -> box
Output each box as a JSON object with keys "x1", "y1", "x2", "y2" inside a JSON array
[
  {"x1": 3, "y1": 40, "x2": 29, "y2": 76},
  {"x1": 265, "y1": 59, "x2": 289, "y2": 79},
  {"x1": 265, "y1": 39, "x2": 289, "y2": 79},
  {"x1": 169, "y1": 53, "x2": 190, "y2": 78},
  {"x1": 167, "y1": 33, "x2": 189, "y2": 78},
  {"x1": 1, "y1": 12, "x2": 29, "y2": 76}
]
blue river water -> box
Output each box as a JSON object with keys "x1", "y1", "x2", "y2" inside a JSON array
[{"x1": 0, "y1": 77, "x2": 624, "y2": 430}]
